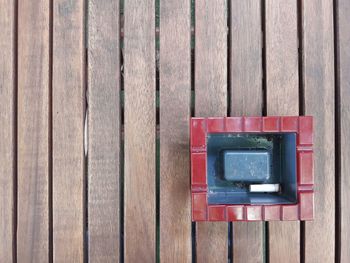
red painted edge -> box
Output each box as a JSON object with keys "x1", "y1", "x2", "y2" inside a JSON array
[
  {"x1": 190, "y1": 118, "x2": 206, "y2": 151},
  {"x1": 243, "y1": 117, "x2": 262, "y2": 132},
  {"x1": 191, "y1": 152, "x2": 207, "y2": 189},
  {"x1": 281, "y1": 116, "x2": 299, "y2": 132},
  {"x1": 264, "y1": 205, "x2": 281, "y2": 221},
  {"x1": 225, "y1": 117, "x2": 243, "y2": 132},
  {"x1": 207, "y1": 118, "x2": 225, "y2": 133},
  {"x1": 192, "y1": 193, "x2": 207, "y2": 221},
  {"x1": 246, "y1": 206, "x2": 262, "y2": 221},
  {"x1": 227, "y1": 206, "x2": 245, "y2": 221},
  {"x1": 208, "y1": 206, "x2": 227, "y2": 221},
  {"x1": 282, "y1": 205, "x2": 299, "y2": 221},
  {"x1": 299, "y1": 191, "x2": 314, "y2": 220},
  {"x1": 263, "y1": 116, "x2": 280, "y2": 132},
  {"x1": 298, "y1": 151, "x2": 314, "y2": 185},
  {"x1": 298, "y1": 116, "x2": 313, "y2": 145}
]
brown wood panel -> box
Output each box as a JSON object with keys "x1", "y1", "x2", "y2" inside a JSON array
[
  {"x1": 123, "y1": 0, "x2": 155, "y2": 261},
  {"x1": 230, "y1": 0, "x2": 262, "y2": 117},
  {"x1": 230, "y1": 1, "x2": 263, "y2": 262},
  {"x1": 159, "y1": 0, "x2": 191, "y2": 262},
  {"x1": 52, "y1": 0, "x2": 85, "y2": 261},
  {"x1": 0, "y1": 0, "x2": 15, "y2": 262},
  {"x1": 302, "y1": 0, "x2": 335, "y2": 262},
  {"x1": 338, "y1": 0, "x2": 350, "y2": 261},
  {"x1": 17, "y1": 0, "x2": 50, "y2": 262},
  {"x1": 195, "y1": 0, "x2": 227, "y2": 116},
  {"x1": 195, "y1": 0, "x2": 228, "y2": 262},
  {"x1": 265, "y1": 1, "x2": 299, "y2": 262},
  {"x1": 87, "y1": 0, "x2": 120, "y2": 262}
]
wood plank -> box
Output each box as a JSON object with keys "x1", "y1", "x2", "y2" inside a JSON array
[
  {"x1": 195, "y1": 0, "x2": 227, "y2": 116},
  {"x1": 338, "y1": 0, "x2": 350, "y2": 261},
  {"x1": 265, "y1": 1, "x2": 299, "y2": 262},
  {"x1": 302, "y1": 0, "x2": 335, "y2": 262},
  {"x1": 230, "y1": 1, "x2": 263, "y2": 262},
  {"x1": 195, "y1": 0, "x2": 228, "y2": 262},
  {"x1": 230, "y1": 0, "x2": 262, "y2": 117},
  {"x1": 17, "y1": 0, "x2": 50, "y2": 262},
  {"x1": 0, "y1": 0, "x2": 15, "y2": 261},
  {"x1": 87, "y1": 0, "x2": 120, "y2": 262},
  {"x1": 52, "y1": 0, "x2": 85, "y2": 261},
  {"x1": 123, "y1": 0, "x2": 155, "y2": 261},
  {"x1": 159, "y1": 0, "x2": 191, "y2": 261}
]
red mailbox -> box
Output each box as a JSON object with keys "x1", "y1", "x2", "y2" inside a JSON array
[{"x1": 191, "y1": 116, "x2": 314, "y2": 222}]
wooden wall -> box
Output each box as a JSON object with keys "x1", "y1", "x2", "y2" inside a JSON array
[{"x1": 0, "y1": 0, "x2": 347, "y2": 262}]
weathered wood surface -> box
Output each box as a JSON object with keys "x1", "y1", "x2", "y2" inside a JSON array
[
  {"x1": 0, "y1": 0, "x2": 346, "y2": 262},
  {"x1": 17, "y1": 0, "x2": 50, "y2": 262},
  {"x1": 87, "y1": 0, "x2": 120, "y2": 262},
  {"x1": 230, "y1": 1, "x2": 263, "y2": 262},
  {"x1": 338, "y1": 0, "x2": 350, "y2": 261},
  {"x1": 195, "y1": 0, "x2": 228, "y2": 262},
  {"x1": 303, "y1": 0, "x2": 335, "y2": 262},
  {"x1": 0, "y1": 0, "x2": 15, "y2": 262},
  {"x1": 265, "y1": 1, "x2": 300, "y2": 262},
  {"x1": 123, "y1": 0, "x2": 156, "y2": 261},
  {"x1": 52, "y1": 0, "x2": 85, "y2": 261},
  {"x1": 159, "y1": 0, "x2": 191, "y2": 261},
  {"x1": 230, "y1": 0, "x2": 262, "y2": 117}
]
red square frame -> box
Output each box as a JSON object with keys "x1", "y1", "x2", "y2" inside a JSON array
[{"x1": 191, "y1": 116, "x2": 314, "y2": 222}]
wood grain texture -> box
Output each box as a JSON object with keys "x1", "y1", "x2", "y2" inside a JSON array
[
  {"x1": 265, "y1": 0, "x2": 299, "y2": 114},
  {"x1": 232, "y1": 222, "x2": 263, "y2": 263},
  {"x1": 123, "y1": 0, "x2": 155, "y2": 261},
  {"x1": 195, "y1": 0, "x2": 227, "y2": 116},
  {"x1": 302, "y1": 0, "x2": 335, "y2": 262},
  {"x1": 0, "y1": 0, "x2": 15, "y2": 262},
  {"x1": 159, "y1": 0, "x2": 191, "y2": 262},
  {"x1": 338, "y1": 0, "x2": 350, "y2": 261},
  {"x1": 17, "y1": 0, "x2": 50, "y2": 262},
  {"x1": 87, "y1": 0, "x2": 120, "y2": 262},
  {"x1": 230, "y1": 0, "x2": 262, "y2": 117},
  {"x1": 265, "y1": 1, "x2": 299, "y2": 262},
  {"x1": 52, "y1": 0, "x2": 85, "y2": 262},
  {"x1": 195, "y1": 0, "x2": 228, "y2": 262},
  {"x1": 230, "y1": 1, "x2": 263, "y2": 262}
]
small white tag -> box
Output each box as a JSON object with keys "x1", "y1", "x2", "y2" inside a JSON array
[{"x1": 249, "y1": 184, "x2": 280, "y2": 193}]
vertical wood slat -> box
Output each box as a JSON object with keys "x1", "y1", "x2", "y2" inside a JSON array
[
  {"x1": 87, "y1": 0, "x2": 120, "y2": 262},
  {"x1": 17, "y1": 0, "x2": 50, "y2": 262},
  {"x1": 123, "y1": 0, "x2": 156, "y2": 261},
  {"x1": 265, "y1": 1, "x2": 300, "y2": 262},
  {"x1": 338, "y1": 0, "x2": 350, "y2": 261},
  {"x1": 302, "y1": 0, "x2": 335, "y2": 262},
  {"x1": 0, "y1": 0, "x2": 15, "y2": 262},
  {"x1": 159, "y1": 0, "x2": 191, "y2": 262},
  {"x1": 53, "y1": 0, "x2": 85, "y2": 261},
  {"x1": 195, "y1": 0, "x2": 228, "y2": 262},
  {"x1": 230, "y1": 1, "x2": 263, "y2": 262},
  {"x1": 231, "y1": 0, "x2": 262, "y2": 117}
]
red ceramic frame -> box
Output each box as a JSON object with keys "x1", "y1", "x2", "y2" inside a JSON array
[{"x1": 191, "y1": 116, "x2": 314, "y2": 222}]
